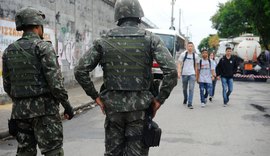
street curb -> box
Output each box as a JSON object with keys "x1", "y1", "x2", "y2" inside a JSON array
[
  {"x1": 0, "y1": 76, "x2": 103, "y2": 140},
  {"x1": 0, "y1": 101, "x2": 98, "y2": 140},
  {"x1": 0, "y1": 131, "x2": 9, "y2": 140},
  {"x1": 0, "y1": 94, "x2": 11, "y2": 105}
]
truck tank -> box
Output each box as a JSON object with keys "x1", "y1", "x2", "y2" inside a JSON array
[
  {"x1": 218, "y1": 34, "x2": 270, "y2": 82},
  {"x1": 236, "y1": 40, "x2": 261, "y2": 62}
]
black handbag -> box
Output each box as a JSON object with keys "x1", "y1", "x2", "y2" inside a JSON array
[
  {"x1": 143, "y1": 107, "x2": 162, "y2": 147},
  {"x1": 143, "y1": 118, "x2": 162, "y2": 147}
]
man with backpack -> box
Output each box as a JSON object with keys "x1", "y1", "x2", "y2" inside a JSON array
[
  {"x1": 177, "y1": 42, "x2": 199, "y2": 109},
  {"x1": 196, "y1": 49, "x2": 215, "y2": 107}
]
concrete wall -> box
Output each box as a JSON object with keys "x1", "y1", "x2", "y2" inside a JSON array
[
  {"x1": 0, "y1": 0, "x2": 116, "y2": 92},
  {"x1": 0, "y1": 0, "x2": 155, "y2": 96}
]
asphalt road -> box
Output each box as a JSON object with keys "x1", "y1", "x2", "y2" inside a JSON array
[{"x1": 1, "y1": 80, "x2": 270, "y2": 156}]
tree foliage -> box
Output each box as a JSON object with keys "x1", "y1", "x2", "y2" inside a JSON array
[
  {"x1": 198, "y1": 36, "x2": 210, "y2": 53},
  {"x1": 248, "y1": 0, "x2": 270, "y2": 49},
  {"x1": 211, "y1": 1, "x2": 250, "y2": 38},
  {"x1": 208, "y1": 35, "x2": 219, "y2": 52},
  {"x1": 198, "y1": 35, "x2": 219, "y2": 53},
  {"x1": 210, "y1": 0, "x2": 270, "y2": 49}
]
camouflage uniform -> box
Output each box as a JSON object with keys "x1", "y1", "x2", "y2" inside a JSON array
[
  {"x1": 2, "y1": 7, "x2": 73, "y2": 156},
  {"x1": 74, "y1": 0, "x2": 177, "y2": 155}
]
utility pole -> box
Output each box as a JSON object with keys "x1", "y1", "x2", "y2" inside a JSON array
[
  {"x1": 170, "y1": 0, "x2": 176, "y2": 30},
  {"x1": 179, "y1": 9, "x2": 181, "y2": 34},
  {"x1": 186, "y1": 24, "x2": 192, "y2": 41}
]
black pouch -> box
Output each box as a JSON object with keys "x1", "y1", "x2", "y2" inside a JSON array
[
  {"x1": 8, "y1": 119, "x2": 18, "y2": 136},
  {"x1": 143, "y1": 117, "x2": 162, "y2": 147}
]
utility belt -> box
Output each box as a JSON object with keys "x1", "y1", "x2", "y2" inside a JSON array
[
  {"x1": 100, "y1": 77, "x2": 161, "y2": 147},
  {"x1": 12, "y1": 92, "x2": 52, "y2": 100},
  {"x1": 126, "y1": 107, "x2": 162, "y2": 147}
]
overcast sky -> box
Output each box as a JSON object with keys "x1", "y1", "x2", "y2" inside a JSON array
[{"x1": 138, "y1": 0, "x2": 228, "y2": 51}]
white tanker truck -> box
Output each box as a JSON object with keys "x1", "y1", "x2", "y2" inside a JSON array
[{"x1": 218, "y1": 34, "x2": 270, "y2": 82}]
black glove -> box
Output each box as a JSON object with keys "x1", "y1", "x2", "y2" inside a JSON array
[{"x1": 64, "y1": 105, "x2": 74, "y2": 120}]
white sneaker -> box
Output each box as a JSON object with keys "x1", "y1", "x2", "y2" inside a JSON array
[{"x1": 201, "y1": 103, "x2": 206, "y2": 107}]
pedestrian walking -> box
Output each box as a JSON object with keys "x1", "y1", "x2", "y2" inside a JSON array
[
  {"x1": 177, "y1": 42, "x2": 199, "y2": 109},
  {"x1": 196, "y1": 49, "x2": 215, "y2": 107},
  {"x1": 2, "y1": 7, "x2": 74, "y2": 156},
  {"x1": 208, "y1": 52, "x2": 218, "y2": 101},
  {"x1": 74, "y1": 0, "x2": 178, "y2": 155},
  {"x1": 216, "y1": 47, "x2": 238, "y2": 107}
]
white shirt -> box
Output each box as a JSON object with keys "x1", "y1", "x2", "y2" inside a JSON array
[
  {"x1": 198, "y1": 59, "x2": 215, "y2": 83},
  {"x1": 178, "y1": 51, "x2": 199, "y2": 75}
]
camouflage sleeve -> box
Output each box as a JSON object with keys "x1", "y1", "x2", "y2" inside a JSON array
[
  {"x1": 2, "y1": 49, "x2": 11, "y2": 96},
  {"x1": 74, "y1": 40, "x2": 102, "y2": 100},
  {"x1": 38, "y1": 41, "x2": 71, "y2": 109},
  {"x1": 151, "y1": 34, "x2": 178, "y2": 104}
]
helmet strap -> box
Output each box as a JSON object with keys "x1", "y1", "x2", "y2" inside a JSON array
[{"x1": 40, "y1": 25, "x2": 44, "y2": 39}]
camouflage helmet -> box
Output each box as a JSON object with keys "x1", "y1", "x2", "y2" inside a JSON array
[
  {"x1": 114, "y1": 0, "x2": 144, "y2": 22},
  {"x1": 15, "y1": 7, "x2": 45, "y2": 31}
]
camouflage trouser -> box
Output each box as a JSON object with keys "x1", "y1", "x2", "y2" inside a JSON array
[
  {"x1": 15, "y1": 114, "x2": 63, "y2": 156},
  {"x1": 104, "y1": 110, "x2": 149, "y2": 156}
]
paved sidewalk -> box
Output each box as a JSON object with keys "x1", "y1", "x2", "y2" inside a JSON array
[{"x1": 0, "y1": 77, "x2": 103, "y2": 139}]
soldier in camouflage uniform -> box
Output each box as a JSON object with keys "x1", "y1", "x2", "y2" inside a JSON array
[
  {"x1": 74, "y1": 0, "x2": 178, "y2": 155},
  {"x1": 2, "y1": 7, "x2": 74, "y2": 156}
]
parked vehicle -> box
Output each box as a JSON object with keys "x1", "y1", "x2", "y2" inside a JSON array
[
  {"x1": 147, "y1": 29, "x2": 186, "y2": 79},
  {"x1": 218, "y1": 34, "x2": 270, "y2": 82}
]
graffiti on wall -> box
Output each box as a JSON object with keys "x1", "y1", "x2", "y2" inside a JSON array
[
  {"x1": 57, "y1": 20, "x2": 92, "y2": 70},
  {"x1": 57, "y1": 21, "x2": 76, "y2": 69},
  {"x1": 0, "y1": 18, "x2": 56, "y2": 50}
]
